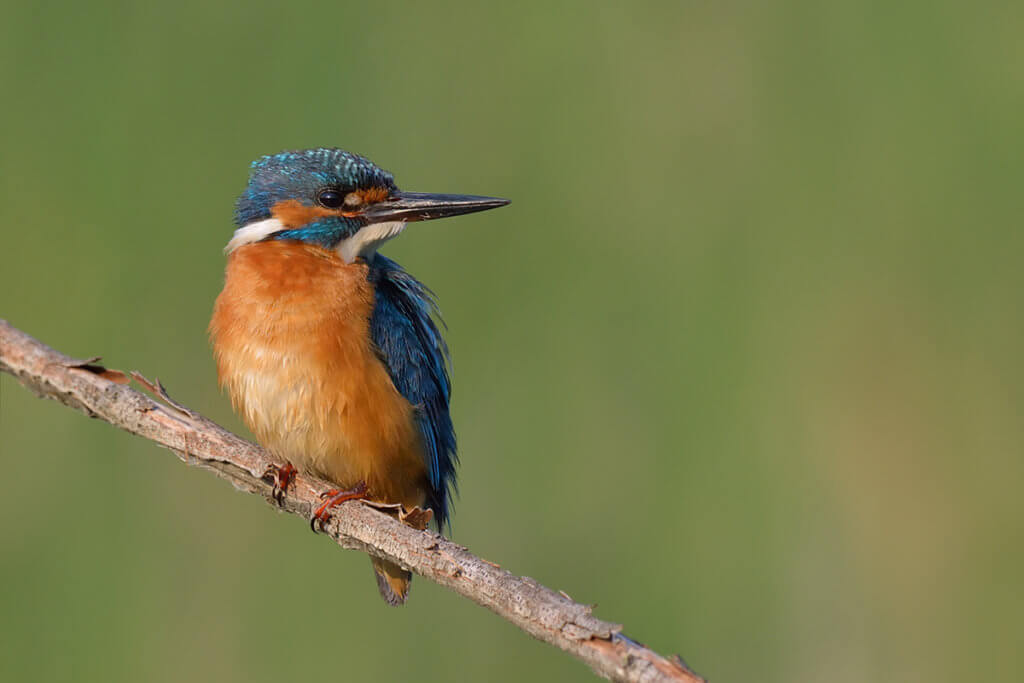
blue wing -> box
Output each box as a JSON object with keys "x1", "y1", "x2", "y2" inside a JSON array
[{"x1": 368, "y1": 254, "x2": 457, "y2": 529}]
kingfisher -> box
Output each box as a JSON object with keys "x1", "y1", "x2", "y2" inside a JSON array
[{"x1": 209, "y1": 148, "x2": 508, "y2": 605}]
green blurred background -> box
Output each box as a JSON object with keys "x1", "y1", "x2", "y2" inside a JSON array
[{"x1": 1, "y1": 1, "x2": 1021, "y2": 681}]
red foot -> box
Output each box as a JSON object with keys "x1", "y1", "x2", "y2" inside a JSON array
[
  {"x1": 262, "y1": 462, "x2": 297, "y2": 506},
  {"x1": 310, "y1": 481, "x2": 369, "y2": 533}
]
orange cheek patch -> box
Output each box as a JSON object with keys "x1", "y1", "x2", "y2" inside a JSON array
[
  {"x1": 271, "y1": 199, "x2": 339, "y2": 228},
  {"x1": 357, "y1": 186, "x2": 391, "y2": 204}
]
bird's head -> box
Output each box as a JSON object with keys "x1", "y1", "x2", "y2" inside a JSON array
[{"x1": 230, "y1": 148, "x2": 509, "y2": 262}]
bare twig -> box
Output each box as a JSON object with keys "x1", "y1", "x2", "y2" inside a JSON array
[{"x1": 0, "y1": 319, "x2": 704, "y2": 683}]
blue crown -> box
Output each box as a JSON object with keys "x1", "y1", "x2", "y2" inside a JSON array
[{"x1": 235, "y1": 148, "x2": 395, "y2": 226}]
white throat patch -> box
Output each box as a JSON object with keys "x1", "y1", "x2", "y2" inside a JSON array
[
  {"x1": 224, "y1": 218, "x2": 285, "y2": 253},
  {"x1": 336, "y1": 221, "x2": 407, "y2": 263}
]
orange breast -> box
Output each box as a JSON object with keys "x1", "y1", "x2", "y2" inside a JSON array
[{"x1": 209, "y1": 240, "x2": 428, "y2": 509}]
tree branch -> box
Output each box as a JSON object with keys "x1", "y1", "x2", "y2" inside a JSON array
[{"x1": 0, "y1": 319, "x2": 703, "y2": 683}]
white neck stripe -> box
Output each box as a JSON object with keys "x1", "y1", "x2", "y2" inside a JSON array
[
  {"x1": 224, "y1": 218, "x2": 285, "y2": 253},
  {"x1": 225, "y1": 218, "x2": 408, "y2": 262}
]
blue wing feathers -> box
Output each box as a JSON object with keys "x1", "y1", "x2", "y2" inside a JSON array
[{"x1": 368, "y1": 254, "x2": 457, "y2": 529}]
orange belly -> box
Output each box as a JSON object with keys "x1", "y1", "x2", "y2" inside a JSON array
[{"x1": 209, "y1": 240, "x2": 428, "y2": 509}]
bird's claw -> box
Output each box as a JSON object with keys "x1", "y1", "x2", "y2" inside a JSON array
[
  {"x1": 262, "y1": 462, "x2": 297, "y2": 506},
  {"x1": 309, "y1": 481, "x2": 369, "y2": 533}
]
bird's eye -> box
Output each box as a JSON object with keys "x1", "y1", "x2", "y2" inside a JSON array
[{"x1": 317, "y1": 189, "x2": 345, "y2": 208}]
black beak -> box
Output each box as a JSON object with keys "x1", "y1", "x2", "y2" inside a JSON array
[{"x1": 362, "y1": 191, "x2": 510, "y2": 223}]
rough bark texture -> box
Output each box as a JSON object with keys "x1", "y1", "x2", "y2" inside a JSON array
[{"x1": 0, "y1": 319, "x2": 704, "y2": 683}]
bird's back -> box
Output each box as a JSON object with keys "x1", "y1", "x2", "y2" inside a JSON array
[{"x1": 369, "y1": 254, "x2": 458, "y2": 528}]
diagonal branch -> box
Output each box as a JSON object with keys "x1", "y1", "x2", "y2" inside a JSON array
[{"x1": 0, "y1": 319, "x2": 704, "y2": 683}]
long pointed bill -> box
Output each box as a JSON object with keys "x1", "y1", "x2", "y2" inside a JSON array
[{"x1": 362, "y1": 191, "x2": 510, "y2": 223}]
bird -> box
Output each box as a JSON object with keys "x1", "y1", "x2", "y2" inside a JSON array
[{"x1": 209, "y1": 148, "x2": 508, "y2": 605}]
